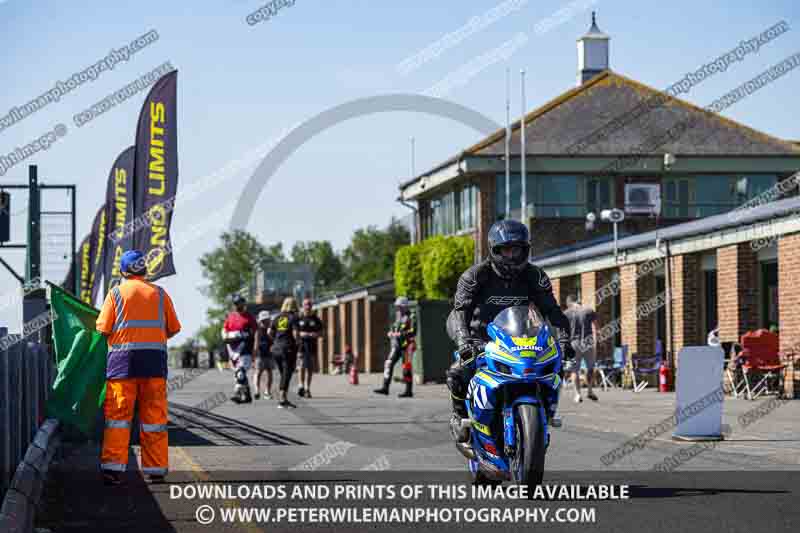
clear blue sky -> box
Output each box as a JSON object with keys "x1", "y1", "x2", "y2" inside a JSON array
[{"x1": 1, "y1": 0, "x2": 798, "y2": 342}]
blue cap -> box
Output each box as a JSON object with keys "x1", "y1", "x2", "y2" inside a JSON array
[{"x1": 120, "y1": 250, "x2": 146, "y2": 275}]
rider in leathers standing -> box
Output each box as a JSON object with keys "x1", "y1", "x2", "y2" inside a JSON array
[{"x1": 445, "y1": 220, "x2": 574, "y2": 436}]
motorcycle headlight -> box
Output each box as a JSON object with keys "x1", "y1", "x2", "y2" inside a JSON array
[{"x1": 494, "y1": 362, "x2": 514, "y2": 375}]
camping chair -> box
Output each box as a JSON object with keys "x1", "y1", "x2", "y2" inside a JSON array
[
  {"x1": 595, "y1": 346, "x2": 627, "y2": 391},
  {"x1": 721, "y1": 342, "x2": 747, "y2": 397},
  {"x1": 631, "y1": 343, "x2": 662, "y2": 392},
  {"x1": 739, "y1": 330, "x2": 783, "y2": 400}
]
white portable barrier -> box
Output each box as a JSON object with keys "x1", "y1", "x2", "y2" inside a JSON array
[{"x1": 672, "y1": 346, "x2": 725, "y2": 441}]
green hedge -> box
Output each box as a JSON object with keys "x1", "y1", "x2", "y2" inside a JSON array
[{"x1": 395, "y1": 235, "x2": 475, "y2": 300}]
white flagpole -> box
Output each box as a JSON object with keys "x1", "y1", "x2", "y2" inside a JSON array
[
  {"x1": 520, "y1": 69, "x2": 527, "y2": 226},
  {"x1": 505, "y1": 68, "x2": 511, "y2": 219}
]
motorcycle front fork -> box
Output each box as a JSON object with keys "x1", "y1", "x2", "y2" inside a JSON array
[{"x1": 502, "y1": 404, "x2": 551, "y2": 458}]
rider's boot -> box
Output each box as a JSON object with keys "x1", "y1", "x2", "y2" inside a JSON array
[
  {"x1": 373, "y1": 376, "x2": 390, "y2": 395},
  {"x1": 546, "y1": 385, "x2": 562, "y2": 428},
  {"x1": 446, "y1": 362, "x2": 471, "y2": 442}
]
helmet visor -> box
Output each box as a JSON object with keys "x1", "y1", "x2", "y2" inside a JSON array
[{"x1": 492, "y1": 243, "x2": 529, "y2": 263}]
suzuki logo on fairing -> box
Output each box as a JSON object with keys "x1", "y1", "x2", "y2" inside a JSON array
[{"x1": 485, "y1": 296, "x2": 528, "y2": 305}]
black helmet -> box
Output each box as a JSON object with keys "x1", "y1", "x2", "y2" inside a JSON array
[
  {"x1": 487, "y1": 219, "x2": 530, "y2": 278},
  {"x1": 231, "y1": 294, "x2": 246, "y2": 306}
]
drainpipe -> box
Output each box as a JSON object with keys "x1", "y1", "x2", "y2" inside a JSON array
[
  {"x1": 662, "y1": 239, "x2": 674, "y2": 372},
  {"x1": 397, "y1": 196, "x2": 418, "y2": 244}
]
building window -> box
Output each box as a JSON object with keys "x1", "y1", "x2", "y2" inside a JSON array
[
  {"x1": 427, "y1": 187, "x2": 475, "y2": 238},
  {"x1": 663, "y1": 177, "x2": 692, "y2": 218},
  {"x1": 534, "y1": 175, "x2": 583, "y2": 217},
  {"x1": 430, "y1": 191, "x2": 456, "y2": 236},
  {"x1": 663, "y1": 175, "x2": 778, "y2": 218},
  {"x1": 457, "y1": 183, "x2": 478, "y2": 232},
  {"x1": 586, "y1": 177, "x2": 614, "y2": 214},
  {"x1": 496, "y1": 174, "x2": 593, "y2": 219}
]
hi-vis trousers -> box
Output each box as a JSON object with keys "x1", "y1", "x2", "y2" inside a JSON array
[{"x1": 101, "y1": 377, "x2": 168, "y2": 476}]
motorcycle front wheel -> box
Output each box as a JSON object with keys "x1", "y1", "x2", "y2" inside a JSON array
[{"x1": 511, "y1": 404, "x2": 546, "y2": 492}]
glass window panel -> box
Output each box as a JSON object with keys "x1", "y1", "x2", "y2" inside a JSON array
[
  {"x1": 587, "y1": 179, "x2": 597, "y2": 208},
  {"x1": 600, "y1": 179, "x2": 611, "y2": 205},
  {"x1": 535, "y1": 175, "x2": 581, "y2": 217},
  {"x1": 694, "y1": 175, "x2": 735, "y2": 216},
  {"x1": 744, "y1": 174, "x2": 778, "y2": 200}
]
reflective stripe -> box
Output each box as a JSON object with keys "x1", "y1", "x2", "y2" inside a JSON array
[
  {"x1": 157, "y1": 287, "x2": 164, "y2": 325},
  {"x1": 142, "y1": 466, "x2": 168, "y2": 475},
  {"x1": 105, "y1": 419, "x2": 131, "y2": 429},
  {"x1": 110, "y1": 342, "x2": 168, "y2": 351},
  {"x1": 101, "y1": 463, "x2": 127, "y2": 472},
  {"x1": 141, "y1": 423, "x2": 168, "y2": 433},
  {"x1": 112, "y1": 287, "x2": 124, "y2": 332},
  {"x1": 112, "y1": 284, "x2": 166, "y2": 332},
  {"x1": 116, "y1": 319, "x2": 164, "y2": 329}
]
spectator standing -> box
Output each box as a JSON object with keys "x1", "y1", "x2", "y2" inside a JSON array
[
  {"x1": 253, "y1": 311, "x2": 275, "y2": 400},
  {"x1": 296, "y1": 298, "x2": 324, "y2": 399},
  {"x1": 564, "y1": 294, "x2": 599, "y2": 403}
]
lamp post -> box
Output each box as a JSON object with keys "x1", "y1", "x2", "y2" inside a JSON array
[{"x1": 586, "y1": 208, "x2": 625, "y2": 262}]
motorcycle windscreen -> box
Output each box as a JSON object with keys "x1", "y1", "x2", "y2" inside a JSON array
[{"x1": 492, "y1": 305, "x2": 543, "y2": 338}]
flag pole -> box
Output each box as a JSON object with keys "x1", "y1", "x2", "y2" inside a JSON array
[
  {"x1": 505, "y1": 68, "x2": 511, "y2": 220},
  {"x1": 520, "y1": 69, "x2": 527, "y2": 226}
]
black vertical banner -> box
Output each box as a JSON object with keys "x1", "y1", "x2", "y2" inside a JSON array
[
  {"x1": 88, "y1": 205, "x2": 106, "y2": 305},
  {"x1": 77, "y1": 234, "x2": 93, "y2": 304},
  {"x1": 104, "y1": 146, "x2": 135, "y2": 293},
  {"x1": 133, "y1": 69, "x2": 178, "y2": 281}
]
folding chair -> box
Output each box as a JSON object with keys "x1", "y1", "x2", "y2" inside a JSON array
[
  {"x1": 631, "y1": 352, "x2": 662, "y2": 393},
  {"x1": 739, "y1": 330, "x2": 783, "y2": 400},
  {"x1": 721, "y1": 342, "x2": 745, "y2": 397},
  {"x1": 595, "y1": 346, "x2": 627, "y2": 391}
]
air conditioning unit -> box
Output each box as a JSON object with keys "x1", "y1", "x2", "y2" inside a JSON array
[{"x1": 624, "y1": 183, "x2": 661, "y2": 215}]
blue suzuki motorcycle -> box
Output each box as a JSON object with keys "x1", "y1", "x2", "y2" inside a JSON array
[{"x1": 450, "y1": 305, "x2": 563, "y2": 488}]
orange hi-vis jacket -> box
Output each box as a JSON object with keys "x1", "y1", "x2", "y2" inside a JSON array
[{"x1": 97, "y1": 276, "x2": 181, "y2": 378}]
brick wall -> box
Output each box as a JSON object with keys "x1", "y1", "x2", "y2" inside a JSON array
[
  {"x1": 619, "y1": 262, "x2": 657, "y2": 358},
  {"x1": 318, "y1": 307, "x2": 331, "y2": 373},
  {"x1": 717, "y1": 243, "x2": 759, "y2": 344},
  {"x1": 551, "y1": 277, "x2": 562, "y2": 306},
  {"x1": 368, "y1": 300, "x2": 391, "y2": 372},
  {"x1": 779, "y1": 234, "x2": 800, "y2": 398},
  {"x1": 671, "y1": 253, "x2": 702, "y2": 357},
  {"x1": 477, "y1": 175, "x2": 495, "y2": 259},
  {"x1": 339, "y1": 302, "x2": 352, "y2": 359},
  {"x1": 557, "y1": 275, "x2": 580, "y2": 308},
  {"x1": 351, "y1": 300, "x2": 366, "y2": 372}
]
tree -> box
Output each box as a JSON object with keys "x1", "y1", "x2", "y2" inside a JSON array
[
  {"x1": 198, "y1": 230, "x2": 284, "y2": 308},
  {"x1": 342, "y1": 218, "x2": 410, "y2": 287},
  {"x1": 290, "y1": 240, "x2": 345, "y2": 294}
]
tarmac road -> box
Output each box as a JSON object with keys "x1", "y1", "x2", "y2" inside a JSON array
[{"x1": 35, "y1": 367, "x2": 800, "y2": 533}]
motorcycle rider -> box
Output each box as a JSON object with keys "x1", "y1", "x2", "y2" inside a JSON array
[
  {"x1": 222, "y1": 294, "x2": 258, "y2": 404},
  {"x1": 373, "y1": 296, "x2": 416, "y2": 396},
  {"x1": 445, "y1": 219, "x2": 574, "y2": 439}
]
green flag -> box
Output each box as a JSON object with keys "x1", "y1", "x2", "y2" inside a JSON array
[{"x1": 46, "y1": 281, "x2": 108, "y2": 435}]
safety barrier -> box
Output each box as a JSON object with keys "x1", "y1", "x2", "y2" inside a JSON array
[{"x1": 0, "y1": 332, "x2": 56, "y2": 501}]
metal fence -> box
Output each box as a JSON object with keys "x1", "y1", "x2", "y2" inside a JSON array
[{"x1": 0, "y1": 331, "x2": 56, "y2": 499}]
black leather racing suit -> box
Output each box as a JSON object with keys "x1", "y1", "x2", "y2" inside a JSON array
[{"x1": 446, "y1": 259, "x2": 572, "y2": 417}]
